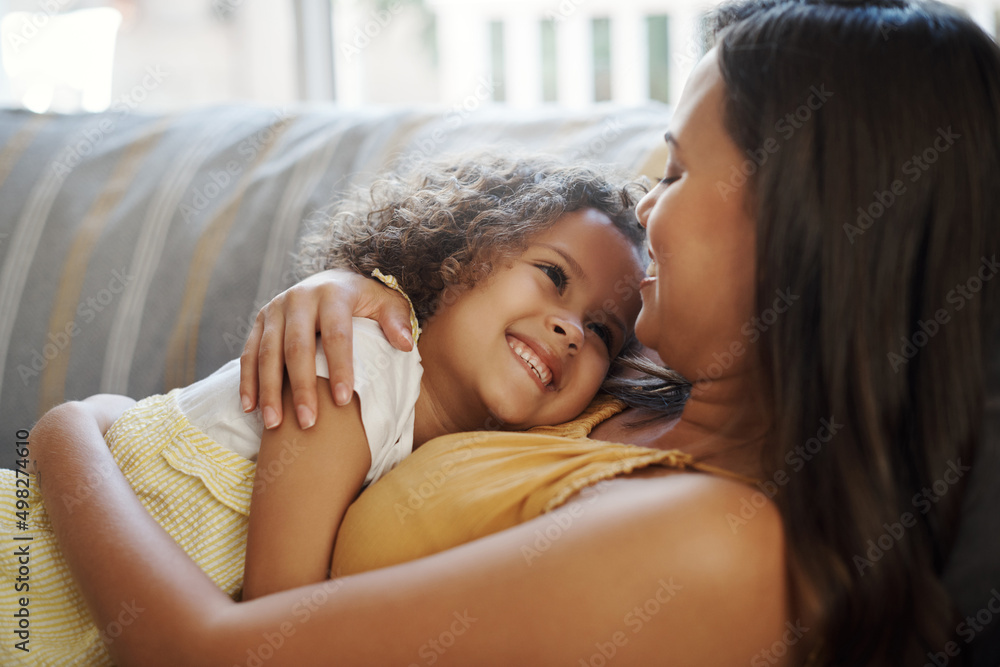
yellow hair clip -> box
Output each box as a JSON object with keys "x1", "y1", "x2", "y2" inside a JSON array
[{"x1": 371, "y1": 269, "x2": 422, "y2": 344}]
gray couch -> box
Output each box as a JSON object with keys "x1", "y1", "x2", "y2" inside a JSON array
[
  {"x1": 0, "y1": 102, "x2": 668, "y2": 459},
  {"x1": 0, "y1": 103, "x2": 996, "y2": 664}
]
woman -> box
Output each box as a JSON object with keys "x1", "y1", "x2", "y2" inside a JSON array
[{"x1": 29, "y1": 0, "x2": 1000, "y2": 664}]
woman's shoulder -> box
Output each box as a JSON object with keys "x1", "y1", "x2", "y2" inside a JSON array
[
  {"x1": 570, "y1": 467, "x2": 784, "y2": 553},
  {"x1": 542, "y1": 470, "x2": 792, "y2": 663},
  {"x1": 571, "y1": 470, "x2": 786, "y2": 596}
]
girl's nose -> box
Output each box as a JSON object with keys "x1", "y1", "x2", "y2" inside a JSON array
[{"x1": 549, "y1": 313, "x2": 585, "y2": 353}]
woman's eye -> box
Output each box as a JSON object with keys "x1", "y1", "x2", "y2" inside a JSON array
[
  {"x1": 587, "y1": 322, "x2": 613, "y2": 350},
  {"x1": 659, "y1": 175, "x2": 681, "y2": 186},
  {"x1": 537, "y1": 263, "x2": 568, "y2": 292}
]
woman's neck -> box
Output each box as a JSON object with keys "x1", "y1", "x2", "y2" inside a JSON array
[{"x1": 591, "y1": 370, "x2": 771, "y2": 480}]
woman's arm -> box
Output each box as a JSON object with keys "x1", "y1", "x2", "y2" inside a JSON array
[
  {"x1": 242, "y1": 379, "x2": 371, "y2": 599},
  {"x1": 30, "y1": 401, "x2": 231, "y2": 663},
  {"x1": 239, "y1": 269, "x2": 413, "y2": 427},
  {"x1": 35, "y1": 403, "x2": 790, "y2": 667}
]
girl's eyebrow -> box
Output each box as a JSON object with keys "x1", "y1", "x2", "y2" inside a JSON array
[
  {"x1": 537, "y1": 243, "x2": 628, "y2": 338},
  {"x1": 664, "y1": 131, "x2": 682, "y2": 154},
  {"x1": 537, "y1": 243, "x2": 585, "y2": 280}
]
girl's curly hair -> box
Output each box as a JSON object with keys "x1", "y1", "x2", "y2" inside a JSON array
[
  {"x1": 296, "y1": 152, "x2": 689, "y2": 416},
  {"x1": 297, "y1": 152, "x2": 645, "y2": 322}
]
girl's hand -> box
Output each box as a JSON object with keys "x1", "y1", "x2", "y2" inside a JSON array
[{"x1": 239, "y1": 269, "x2": 413, "y2": 430}]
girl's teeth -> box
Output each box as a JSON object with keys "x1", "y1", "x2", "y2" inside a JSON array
[{"x1": 507, "y1": 339, "x2": 552, "y2": 385}]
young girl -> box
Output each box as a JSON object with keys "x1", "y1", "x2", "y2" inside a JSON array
[{"x1": 1, "y1": 153, "x2": 680, "y2": 665}]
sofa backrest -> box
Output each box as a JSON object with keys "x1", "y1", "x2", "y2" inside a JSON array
[{"x1": 0, "y1": 102, "x2": 669, "y2": 463}]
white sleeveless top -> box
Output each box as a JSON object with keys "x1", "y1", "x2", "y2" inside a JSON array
[{"x1": 174, "y1": 318, "x2": 423, "y2": 486}]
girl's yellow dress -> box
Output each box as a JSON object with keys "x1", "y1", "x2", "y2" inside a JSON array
[{"x1": 0, "y1": 393, "x2": 744, "y2": 666}]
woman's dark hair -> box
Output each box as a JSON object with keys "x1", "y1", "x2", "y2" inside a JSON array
[
  {"x1": 709, "y1": 0, "x2": 1000, "y2": 663},
  {"x1": 297, "y1": 152, "x2": 689, "y2": 413}
]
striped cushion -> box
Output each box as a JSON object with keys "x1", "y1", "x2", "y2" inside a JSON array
[{"x1": 0, "y1": 103, "x2": 671, "y2": 469}]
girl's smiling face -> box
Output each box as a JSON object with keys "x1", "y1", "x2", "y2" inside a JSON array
[{"x1": 417, "y1": 207, "x2": 645, "y2": 430}]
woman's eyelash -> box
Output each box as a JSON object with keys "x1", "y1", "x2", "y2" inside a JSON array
[
  {"x1": 537, "y1": 263, "x2": 570, "y2": 292},
  {"x1": 660, "y1": 175, "x2": 681, "y2": 185}
]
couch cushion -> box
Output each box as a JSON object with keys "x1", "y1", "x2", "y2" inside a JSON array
[{"x1": 0, "y1": 102, "x2": 670, "y2": 462}]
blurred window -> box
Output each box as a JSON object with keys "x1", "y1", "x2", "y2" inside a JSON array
[{"x1": 1, "y1": 8, "x2": 122, "y2": 113}]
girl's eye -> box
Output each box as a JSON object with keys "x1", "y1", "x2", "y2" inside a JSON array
[
  {"x1": 537, "y1": 263, "x2": 569, "y2": 292},
  {"x1": 587, "y1": 322, "x2": 614, "y2": 351},
  {"x1": 659, "y1": 175, "x2": 681, "y2": 186}
]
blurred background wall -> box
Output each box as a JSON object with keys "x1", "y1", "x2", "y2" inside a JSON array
[{"x1": 0, "y1": 0, "x2": 997, "y2": 114}]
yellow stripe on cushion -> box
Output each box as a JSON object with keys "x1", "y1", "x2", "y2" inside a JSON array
[
  {"x1": 38, "y1": 118, "x2": 172, "y2": 415},
  {"x1": 164, "y1": 118, "x2": 293, "y2": 390},
  {"x1": 0, "y1": 114, "x2": 49, "y2": 190}
]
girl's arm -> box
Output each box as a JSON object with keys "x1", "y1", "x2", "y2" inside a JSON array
[
  {"x1": 242, "y1": 379, "x2": 371, "y2": 599},
  {"x1": 80, "y1": 393, "x2": 137, "y2": 432},
  {"x1": 34, "y1": 402, "x2": 790, "y2": 667},
  {"x1": 239, "y1": 269, "x2": 413, "y2": 427}
]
